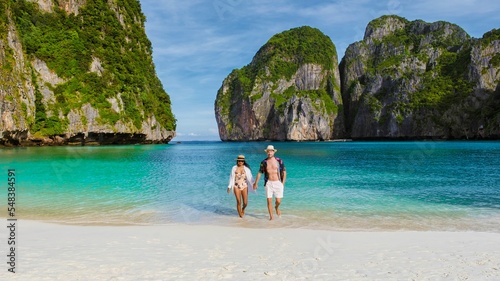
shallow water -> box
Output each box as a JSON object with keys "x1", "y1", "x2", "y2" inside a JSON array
[{"x1": 1, "y1": 141, "x2": 499, "y2": 231}]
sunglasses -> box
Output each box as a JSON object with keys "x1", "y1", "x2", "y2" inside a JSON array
[{"x1": 237, "y1": 160, "x2": 244, "y2": 162}]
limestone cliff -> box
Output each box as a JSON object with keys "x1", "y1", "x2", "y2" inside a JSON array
[
  {"x1": 0, "y1": 0, "x2": 176, "y2": 146},
  {"x1": 215, "y1": 26, "x2": 345, "y2": 141},
  {"x1": 340, "y1": 15, "x2": 500, "y2": 139},
  {"x1": 216, "y1": 16, "x2": 499, "y2": 141}
]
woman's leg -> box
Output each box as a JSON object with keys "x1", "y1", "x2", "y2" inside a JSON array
[
  {"x1": 233, "y1": 187, "x2": 243, "y2": 217},
  {"x1": 241, "y1": 188, "x2": 248, "y2": 216}
]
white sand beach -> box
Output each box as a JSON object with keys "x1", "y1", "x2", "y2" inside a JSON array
[{"x1": 2, "y1": 220, "x2": 500, "y2": 280}]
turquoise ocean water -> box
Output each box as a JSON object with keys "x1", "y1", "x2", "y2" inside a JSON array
[{"x1": 0, "y1": 141, "x2": 499, "y2": 231}]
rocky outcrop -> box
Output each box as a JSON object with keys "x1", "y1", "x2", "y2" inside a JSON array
[
  {"x1": 215, "y1": 16, "x2": 499, "y2": 141},
  {"x1": 215, "y1": 26, "x2": 345, "y2": 141},
  {"x1": 0, "y1": 0, "x2": 176, "y2": 146},
  {"x1": 30, "y1": 0, "x2": 86, "y2": 15},
  {"x1": 0, "y1": 10, "x2": 35, "y2": 144},
  {"x1": 340, "y1": 15, "x2": 500, "y2": 140},
  {"x1": 467, "y1": 30, "x2": 500, "y2": 138}
]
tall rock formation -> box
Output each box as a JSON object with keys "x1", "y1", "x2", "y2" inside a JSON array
[
  {"x1": 215, "y1": 16, "x2": 500, "y2": 141},
  {"x1": 215, "y1": 26, "x2": 345, "y2": 141},
  {"x1": 0, "y1": 0, "x2": 176, "y2": 146},
  {"x1": 340, "y1": 15, "x2": 500, "y2": 139}
]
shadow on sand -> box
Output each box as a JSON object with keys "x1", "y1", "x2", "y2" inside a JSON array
[{"x1": 183, "y1": 202, "x2": 263, "y2": 219}]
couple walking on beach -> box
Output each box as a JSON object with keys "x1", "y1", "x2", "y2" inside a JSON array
[{"x1": 226, "y1": 145, "x2": 287, "y2": 220}]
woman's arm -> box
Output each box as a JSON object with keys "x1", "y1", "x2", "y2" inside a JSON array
[
  {"x1": 227, "y1": 166, "x2": 236, "y2": 190},
  {"x1": 244, "y1": 166, "x2": 254, "y2": 188}
]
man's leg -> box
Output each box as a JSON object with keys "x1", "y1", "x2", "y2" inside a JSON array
[
  {"x1": 275, "y1": 198, "x2": 281, "y2": 217},
  {"x1": 275, "y1": 181, "x2": 283, "y2": 217},
  {"x1": 267, "y1": 198, "x2": 273, "y2": 220}
]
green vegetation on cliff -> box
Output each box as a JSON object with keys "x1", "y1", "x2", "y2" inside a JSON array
[
  {"x1": 482, "y1": 29, "x2": 500, "y2": 68},
  {"x1": 362, "y1": 16, "x2": 473, "y2": 113},
  {"x1": 368, "y1": 16, "x2": 466, "y2": 50},
  {"x1": 8, "y1": 0, "x2": 175, "y2": 135},
  {"x1": 0, "y1": 1, "x2": 8, "y2": 40},
  {"x1": 271, "y1": 87, "x2": 338, "y2": 115},
  {"x1": 215, "y1": 68, "x2": 249, "y2": 119},
  {"x1": 215, "y1": 26, "x2": 341, "y2": 138},
  {"x1": 481, "y1": 28, "x2": 500, "y2": 46},
  {"x1": 0, "y1": 1, "x2": 14, "y2": 87},
  {"x1": 411, "y1": 46, "x2": 473, "y2": 110},
  {"x1": 216, "y1": 26, "x2": 339, "y2": 122},
  {"x1": 243, "y1": 26, "x2": 337, "y2": 94}
]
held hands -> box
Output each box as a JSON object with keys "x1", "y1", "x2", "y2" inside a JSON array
[
  {"x1": 252, "y1": 182, "x2": 257, "y2": 191},
  {"x1": 227, "y1": 188, "x2": 230, "y2": 194}
]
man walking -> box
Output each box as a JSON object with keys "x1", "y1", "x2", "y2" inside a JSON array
[{"x1": 253, "y1": 145, "x2": 286, "y2": 220}]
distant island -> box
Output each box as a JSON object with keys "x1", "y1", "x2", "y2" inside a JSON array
[
  {"x1": 0, "y1": 0, "x2": 176, "y2": 146},
  {"x1": 215, "y1": 16, "x2": 500, "y2": 141}
]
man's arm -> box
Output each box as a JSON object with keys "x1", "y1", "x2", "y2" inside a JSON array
[
  {"x1": 279, "y1": 159, "x2": 286, "y2": 185},
  {"x1": 253, "y1": 172, "x2": 261, "y2": 190}
]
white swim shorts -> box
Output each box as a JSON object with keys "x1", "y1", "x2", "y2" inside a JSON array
[{"x1": 265, "y1": 180, "x2": 284, "y2": 199}]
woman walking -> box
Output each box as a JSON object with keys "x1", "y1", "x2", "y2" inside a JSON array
[{"x1": 227, "y1": 155, "x2": 254, "y2": 218}]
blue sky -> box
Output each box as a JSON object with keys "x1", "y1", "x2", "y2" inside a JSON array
[{"x1": 139, "y1": 0, "x2": 500, "y2": 141}]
